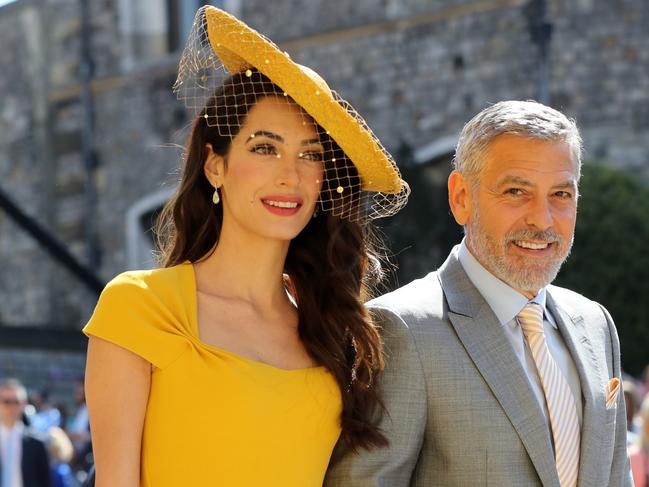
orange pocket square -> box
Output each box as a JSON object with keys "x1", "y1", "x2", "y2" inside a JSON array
[{"x1": 605, "y1": 378, "x2": 620, "y2": 410}]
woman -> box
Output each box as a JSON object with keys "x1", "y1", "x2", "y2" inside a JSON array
[
  {"x1": 630, "y1": 395, "x2": 649, "y2": 487},
  {"x1": 84, "y1": 6, "x2": 408, "y2": 487}
]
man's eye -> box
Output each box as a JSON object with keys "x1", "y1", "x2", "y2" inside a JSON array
[
  {"x1": 555, "y1": 191, "x2": 573, "y2": 199},
  {"x1": 250, "y1": 143, "x2": 276, "y2": 155},
  {"x1": 506, "y1": 188, "x2": 524, "y2": 196}
]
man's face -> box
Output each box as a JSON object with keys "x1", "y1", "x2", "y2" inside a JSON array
[
  {"x1": 0, "y1": 387, "x2": 25, "y2": 426},
  {"x1": 464, "y1": 135, "x2": 578, "y2": 297}
]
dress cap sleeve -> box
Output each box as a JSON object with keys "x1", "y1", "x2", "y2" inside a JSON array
[{"x1": 83, "y1": 269, "x2": 190, "y2": 369}]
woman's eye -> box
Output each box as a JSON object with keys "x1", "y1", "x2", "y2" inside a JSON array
[
  {"x1": 301, "y1": 151, "x2": 324, "y2": 162},
  {"x1": 250, "y1": 143, "x2": 277, "y2": 155}
]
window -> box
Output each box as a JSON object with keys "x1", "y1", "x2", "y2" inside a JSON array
[
  {"x1": 167, "y1": 0, "x2": 208, "y2": 53},
  {"x1": 119, "y1": 0, "x2": 242, "y2": 68},
  {"x1": 125, "y1": 188, "x2": 175, "y2": 269}
]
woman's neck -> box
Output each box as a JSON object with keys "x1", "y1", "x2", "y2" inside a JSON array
[{"x1": 194, "y1": 226, "x2": 292, "y2": 311}]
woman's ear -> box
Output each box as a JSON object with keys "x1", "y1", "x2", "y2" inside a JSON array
[
  {"x1": 447, "y1": 170, "x2": 472, "y2": 226},
  {"x1": 204, "y1": 144, "x2": 225, "y2": 188}
]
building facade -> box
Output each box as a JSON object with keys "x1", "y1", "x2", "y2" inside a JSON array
[{"x1": 0, "y1": 0, "x2": 648, "y2": 394}]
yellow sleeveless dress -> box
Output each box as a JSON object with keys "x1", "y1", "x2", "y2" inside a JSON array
[{"x1": 83, "y1": 263, "x2": 342, "y2": 487}]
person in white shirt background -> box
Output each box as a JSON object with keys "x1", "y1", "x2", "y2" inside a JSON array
[{"x1": 0, "y1": 379, "x2": 51, "y2": 487}]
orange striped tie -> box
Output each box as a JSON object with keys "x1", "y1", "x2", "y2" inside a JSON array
[{"x1": 518, "y1": 303, "x2": 580, "y2": 487}]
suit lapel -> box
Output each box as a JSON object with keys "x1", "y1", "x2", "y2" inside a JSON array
[
  {"x1": 439, "y1": 252, "x2": 560, "y2": 487},
  {"x1": 546, "y1": 291, "x2": 606, "y2": 487}
]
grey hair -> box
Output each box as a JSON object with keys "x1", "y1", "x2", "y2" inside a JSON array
[
  {"x1": 0, "y1": 378, "x2": 27, "y2": 402},
  {"x1": 453, "y1": 100, "x2": 582, "y2": 186}
]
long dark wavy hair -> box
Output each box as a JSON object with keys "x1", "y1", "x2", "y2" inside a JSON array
[{"x1": 156, "y1": 69, "x2": 387, "y2": 450}]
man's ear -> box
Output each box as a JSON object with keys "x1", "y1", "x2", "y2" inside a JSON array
[
  {"x1": 204, "y1": 144, "x2": 225, "y2": 188},
  {"x1": 448, "y1": 170, "x2": 472, "y2": 226}
]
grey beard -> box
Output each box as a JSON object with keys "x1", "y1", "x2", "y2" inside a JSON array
[{"x1": 467, "y1": 210, "x2": 573, "y2": 293}]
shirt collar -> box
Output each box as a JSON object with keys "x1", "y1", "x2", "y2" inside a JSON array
[
  {"x1": 457, "y1": 238, "x2": 556, "y2": 328},
  {"x1": 0, "y1": 421, "x2": 23, "y2": 439}
]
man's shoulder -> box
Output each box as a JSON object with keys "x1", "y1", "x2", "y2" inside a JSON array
[
  {"x1": 22, "y1": 428, "x2": 48, "y2": 448},
  {"x1": 547, "y1": 283, "x2": 603, "y2": 312},
  {"x1": 369, "y1": 270, "x2": 444, "y2": 318},
  {"x1": 547, "y1": 283, "x2": 590, "y2": 302}
]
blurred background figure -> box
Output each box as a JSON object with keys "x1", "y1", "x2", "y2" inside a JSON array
[
  {"x1": 624, "y1": 379, "x2": 639, "y2": 445},
  {"x1": 46, "y1": 426, "x2": 75, "y2": 487},
  {"x1": 629, "y1": 395, "x2": 649, "y2": 487},
  {"x1": 641, "y1": 365, "x2": 649, "y2": 403},
  {"x1": 0, "y1": 378, "x2": 52, "y2": 487},
  {"x1": 28, "y1": 390, "x2": 62, "y2": 434},
  {"x1": 65, "y1": 381, "x2": 91, "y2": 482}
]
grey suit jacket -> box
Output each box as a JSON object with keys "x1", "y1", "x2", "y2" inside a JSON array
[{"x1": 325, "y1": 249, "x2": 633, "y2": 487}]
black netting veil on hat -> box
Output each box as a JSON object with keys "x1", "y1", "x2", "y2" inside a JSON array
[{"x1": 173, "y1": 6, "x2": 409, "y2": 222}]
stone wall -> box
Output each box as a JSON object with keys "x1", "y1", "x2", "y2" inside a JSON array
[{"x1": 0, "y1": 0, "x2": 648, "y2": 386}]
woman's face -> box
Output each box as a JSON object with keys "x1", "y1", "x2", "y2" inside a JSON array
[{"x1": 205, "y1": 96, "x2": 325, "y2": 243}]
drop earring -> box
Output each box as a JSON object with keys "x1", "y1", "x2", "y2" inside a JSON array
[{"x1": 212, "y1": 187, "x2": 220, "y2": 205}]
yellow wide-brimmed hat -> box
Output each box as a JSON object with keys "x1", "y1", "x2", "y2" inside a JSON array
[{"x1": 174, "y1": 6, "x2": 409, "y2": 218}]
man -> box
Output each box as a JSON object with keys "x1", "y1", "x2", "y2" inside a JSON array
[
  {"x1": 0, "y1": 379, "x2": 52, "y2": 487},
  {"x1": 325, "y1": 101, "x2": 633, "y2": 486}
]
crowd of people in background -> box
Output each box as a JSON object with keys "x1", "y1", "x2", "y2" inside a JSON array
[
  {"x1": 625, "y1": 365, "x2": 649, "y2": 487},
  {"x1": 0, "y1": 378, "x2": 92, "y2": 487}
]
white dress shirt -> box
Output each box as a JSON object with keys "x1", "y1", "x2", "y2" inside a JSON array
[
  {"x1": 457, "y1": 240, "x2": 583, "y2": 427},
  {"x1": 0, "y1": 422, "x2": 24, "y2": 487}
]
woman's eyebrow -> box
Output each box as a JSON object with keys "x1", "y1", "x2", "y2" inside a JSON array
[
  {"x1": 247, "y1": 130, "x2": 323, "y2": 149},
  {"x1": 248, "y1": 130, "x2": 283, "y2": 142}
]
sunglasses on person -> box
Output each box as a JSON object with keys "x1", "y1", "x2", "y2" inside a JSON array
[{"x1": 0, "y1": 398, "x2": 20, "y2": 406}]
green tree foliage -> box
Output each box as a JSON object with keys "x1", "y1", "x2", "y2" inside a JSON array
[{"x1": 555, "y1": 163, "x2": 649, "y2": 376}]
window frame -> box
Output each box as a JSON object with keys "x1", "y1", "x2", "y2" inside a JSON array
[
  {"x1": 125, "y1": 187, "x2": 175, "y2": 269},
  {"x1": 118, "y1": 0, "x2": 242, "y2": 72}
]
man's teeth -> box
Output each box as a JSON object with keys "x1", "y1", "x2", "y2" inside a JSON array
[
  {"x1": 515, "y1": 240, "x2": 549, "y2": 250},
  {"x1": 264, "y1": 200, "x2": 299, "y2": 208}
]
